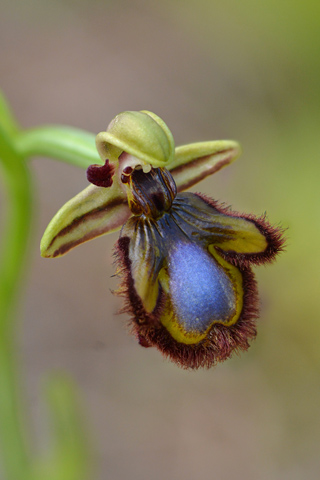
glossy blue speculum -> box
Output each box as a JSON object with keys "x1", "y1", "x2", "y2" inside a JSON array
[{"x1": 168, "y1": 241, "x2": 236, "y2": 333}]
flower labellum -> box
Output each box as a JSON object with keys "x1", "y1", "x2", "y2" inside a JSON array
[{"x1": 41, "y1": 111, "x2": 285, "y2": 369}]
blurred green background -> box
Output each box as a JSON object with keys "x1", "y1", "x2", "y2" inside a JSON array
[{"x1": 1, "y1": 0, "x2": 320, "y2": 479}]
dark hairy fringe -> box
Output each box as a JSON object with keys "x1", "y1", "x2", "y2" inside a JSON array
[
  {"x1": 194, "y1": 193, "x2": 286, "y2": 268},
  {"x1": 114, "y1": 236, "x2": 259, "y2": 370}
]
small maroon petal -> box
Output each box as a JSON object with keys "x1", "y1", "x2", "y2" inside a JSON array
[{"x1": 86, "y1": 159, "x2": 115, "y2": 188}]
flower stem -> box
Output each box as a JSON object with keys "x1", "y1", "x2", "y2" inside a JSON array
[
  {"x1": 15, "y1": 126, "x2": 99, "y2": 169},
  {"x1": 0, "y1": 117, "x2": 33, "y2": 479},
  {"x1": 0, "y1": 91, "x2": 91, "y2": 480}
]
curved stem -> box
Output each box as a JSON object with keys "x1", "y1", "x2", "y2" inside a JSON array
[
  {"x1": 0, "y1": 128, "x2": 33, "y2": 479},
  {"x1": 0, "y1": 92, "x2": 90, "y2": 480},
  {"x1": 15, "y1": 126, "x2": 99, "y2": 169}
]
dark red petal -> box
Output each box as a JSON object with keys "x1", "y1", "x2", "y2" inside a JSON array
[{"x1": 86, "y1": 159, "x2": 115, "y2": 188}]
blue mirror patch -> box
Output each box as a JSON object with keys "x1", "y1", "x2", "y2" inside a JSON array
[{"x1": 168, "y1": 241, "x2": 236, "y2": 333}]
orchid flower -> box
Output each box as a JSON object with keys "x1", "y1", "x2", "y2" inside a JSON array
[{"x1": 41, "y1": 111, "x2": 284, "y2": 369}]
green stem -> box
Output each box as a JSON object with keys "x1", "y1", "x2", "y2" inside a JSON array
[
  {"x1": 0, "y1": 128, "x2": 33, "y2": 479},
  {"x1": 0, "y1": 338, "x2": 31, "y2": 480},
  {"x1": 15, "y1": 126, "x2": 99, "y2": 169},
  {"x1": 0, "y1": 92, "x2": 90, "y2": 480}
]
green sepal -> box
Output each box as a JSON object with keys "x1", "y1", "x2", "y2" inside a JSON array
[
  {"x1": 95, "y1": 111, "x2": 175, "y2": 167},
  {"x1": 170, "y1": 140, "x2": 241, "y2": 191},
  {"x1": 40, "y1": 182, "x2": 131, "y2": 258}
]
